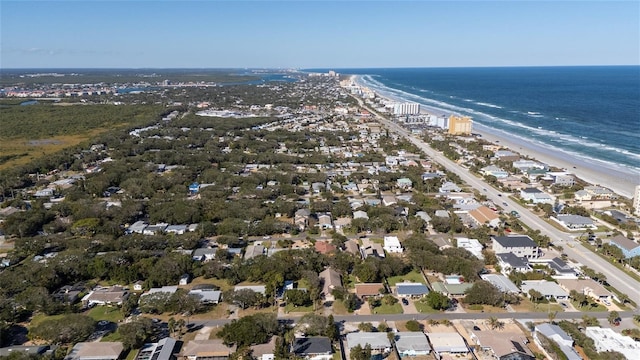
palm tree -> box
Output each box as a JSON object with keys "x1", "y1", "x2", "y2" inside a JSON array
[{"x1": 487, "y1": 316, "x2": 504, "y2": 330}]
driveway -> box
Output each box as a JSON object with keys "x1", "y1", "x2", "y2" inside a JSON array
[{"x1": 401, "y1": 298, "x2": 418, "y2": 314}]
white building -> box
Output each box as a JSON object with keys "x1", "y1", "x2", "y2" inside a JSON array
[
  {"x1": 585, "y1": 327, "x2": 640, "y2": 360},
  {"x1": 392, "y1": 102, "x2": 420, "y2": 115},
  {"x1": 456, "y1": 238, "x2": 484, "y2": 260},
  {"x1": 492, "y1": 235, "x2": 540, "y2": 260},
  {"x1": 383, "y1": 236, "x2": 403, "y2": 253}
]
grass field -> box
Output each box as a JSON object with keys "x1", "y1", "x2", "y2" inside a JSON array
[
  {"x1": 371, "y1": 302, "x2": 403, "y2": 315},
  {"x1": 86, "y1": 306, "x2": 124, "y2": 323},
  {"x1": 414, "y1": 300, "x2": 440, "y2": 314},
  {"x1": 285, "y1": 303, "x2": 314, "y2": 314},
  {"x1": 571, "y1": 300, "x2": 608, "y2": 312},
  {"x1": 386, "y1": 270, "x2": 426, "y2": 286}
]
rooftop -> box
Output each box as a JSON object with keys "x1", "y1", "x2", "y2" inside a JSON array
[{"x1": 493, "y1": 235, "x2": 537, "y2": 248}]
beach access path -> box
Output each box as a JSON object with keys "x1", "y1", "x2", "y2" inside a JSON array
[{"x1": 353, "y1": 96, "x2": 640, "y2": 305}]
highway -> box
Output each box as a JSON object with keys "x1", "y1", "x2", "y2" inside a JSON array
[{"x1": 375, "y1": 116, "x2": 640, "y2": 303}]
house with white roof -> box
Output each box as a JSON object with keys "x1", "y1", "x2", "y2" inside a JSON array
[
  {"x1": 521, "y1": 280, "x2": 569, "y2": 300},
  {"x1": 520, "y1": 188, "x2": 553, "y2": 204},
  {"x1": 585, "y1": 327, "x2": 640, "y2": 360},
  {"x1": 383, "y1": 236, "x2": 403, "y2": 253},
  {"x1": 394, "y1": 332, "x2": 432, "y2": 357},
  {"x1": 346, "y1": 332, "x2": 391, "y2": 357},
  {"x1": 456, "y1": 238, "x2": 484, "y2": 260},
  {"x1": 426, "y1": 332, "x2": 468, "y2": 356},
  {"x1": 553, "y1": 214, "x2": 596, "y2": 230}
]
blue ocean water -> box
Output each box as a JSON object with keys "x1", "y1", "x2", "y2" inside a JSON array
[{"x1": 320, "y1": 67, "x2": 640, "y2": 173}]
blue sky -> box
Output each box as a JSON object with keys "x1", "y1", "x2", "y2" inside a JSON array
[{"x1": 1, "y1": 1, "x2": 638, "y2": 68}]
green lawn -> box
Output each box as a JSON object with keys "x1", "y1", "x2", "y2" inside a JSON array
[
  {"x1": 387, "y1": 270, "x2": 426, "y2": 286},
  {"x1": 87, "y1": 306, "x2": 124, "y2": 323},
  {"x1": 285, "y1": 303, "x2": 314, "y2": 313},
  {"x1": 571, "y1": 300, "x2": 608, "y2": 312},
  {"x1": 414, "y1": 300, "x2": 440, "y2": 314},
  {"x1": 371, "y1": 303, "x2": 403, "y2": 315},
  {"x1": 30, "y1": 313, "x2": 66, "y2": 326}
]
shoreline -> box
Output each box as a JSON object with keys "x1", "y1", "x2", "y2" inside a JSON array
[{"x1": 350, "y1": 75, "x2": 639, "y2": 199}]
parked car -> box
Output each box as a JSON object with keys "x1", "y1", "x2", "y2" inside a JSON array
[
  {"x1": 473, "y1": 325, "x2": 481, "y2": 331},
  {"x1": 401, "y1": 298, "x2": 409, "y2": 305}
]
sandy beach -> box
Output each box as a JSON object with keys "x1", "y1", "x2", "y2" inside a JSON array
[{"x1": 351, "y1": 75, "x2": 639, "y2": 199}]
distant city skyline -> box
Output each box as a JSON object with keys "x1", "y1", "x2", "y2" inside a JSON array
[{"x1": 1, "y1": 1, "x2": 638, "y2": 69}]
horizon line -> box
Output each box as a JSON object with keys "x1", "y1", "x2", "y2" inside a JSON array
[{"x1": 1, "y1": 64, "x2": 639, "y2": 71}]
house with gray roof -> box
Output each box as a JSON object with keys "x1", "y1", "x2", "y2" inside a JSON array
[
  {"x1": 244, "y1": 244, "x2": 265, "y2": 260},
  {"x1": 480, "y1": 274, "x2": 520, "y2": 293},
  {"x1": 135, "y1": 337, "x2": 179, "y2": 360},
  {"x1": 492, "y1": 235, "x2": 540, "y2": 259},
  {"x1": 291, "y1": 337, "x2": 333, "y2": 360},
  {"x1": 521, "y1": 280, "x2": 568, "y2": 300},
  {"x1": 65, "y1": 342, "x2": 123, "y2": 360},
  {"x1": 396, "y1": 282, "x2": 430, "y2": 298},
  {"x1": 609, "y1": 234, "x2": 640, "y2": 259},
  {"x1": 394, "y1": 332, "x2": 432, "y2": 357},
  {"x1": 497, "y1": 253, "x2": 532, "y2": 274},
  {"x1": 346, "y1": 332, "x2": 391, "y2": 356},
  {"x1": 554, "y1": 214, "x2": 595, "y2": 230},
  {"x1": 534, "y1": 324, "x2": 582, "y2": 360},
  {"x1": 426, "y1": 332, "x2": 468, "y2": 355}
]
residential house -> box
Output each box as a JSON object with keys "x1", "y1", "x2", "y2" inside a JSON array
[
  {"x1": 189, "y1": 287, "x2": 222, "y2": 304},
  {"x1": 244, "y1": 244, "x2": 265, "y2": 260},
  {"x1": 396, "y1": 178, "x2": 413, "y2": 190},
  {"x1": 291, "y1": 337, "x2": 333, "y2": 360},
  {"x1": 295, "y1": 209, "x2": 311, "y2": 230},
  {"x1": 608, "y1": 235, "x2": 640, "y2": 259},
  {"x1": 534, "y1": 324, "x2": 581, "y2": 360},
  {"x1": 439, "y1": 182, "x2": 461, "y2": 193},
  {"x1": 492, "y1": 235, "x2": 540, "y2": 259},
  {"x1": 346, "y1": 332, "x2": 391, "y2": 357},
  {"x1": 82, "y1": 286, "x2": 129, "y2": 307},
  {"x1": 494, "y1": 150, "x2": 519, "y2": 162},
  {"x1": 585, "y1": 327, "x2": 640, "y2": 360},
  {"x1": 456, "y1": 238, "x2": 484, "y2": 260},
  {"x1": 344, "y1": 239, "x2": 360, "y2": 255},
  {"x1": 480, "y1": 274, "x2": 520, "y2": 293},
  {"x1": 547, "y1": 257, "x2": 577, "y2": 278},
  {"x1": 143, "y1": 286, "x2": 178, "y2": 298},
  {"x1": 127, "y1": 221, "x2": 148, "y2": 234},
  {"x1": 520, "y1": 188, "x2": 553, "y2": 204},
  {"x1": 360, "y1": 239, "x2": 385, "y2": 259},
  {"x1": 333, "y1": 217, "x2": 352, "y2": 231},
  {"x1": 557, "y1": 279, "x2": 612, "y2": 301},
  {"x1": 382, "y1": 195, "x2": 397, "y2": 207},
  {"x1": 355, "y1": 283, "x2": 384, "y2": 299},
  {"x1": 584, "y1": 186, "x2": 617, "y2": 200},
  {"x1": 426, "y1": 332, "x2": 469, "y2": 356},
  {"x1": 548, "y1": 172, "x2": 576, "y2": 187},
  {"x1": 434, "y1": 210, "x2": 450, "y2": 219},
  {"x1": 165, "y1": 225, "x2": 188, "y2": 235},
  {"x1": 520, "y1": 280, "x2": 569, "y2": 300},
  {"x1": 353, "y1": 210, "x2": 369, "y2": 220},
  {"x1": 470, "y1": 330, "x2": 534, "y2": 360},
  {"x1": 512, "y1": 160, "x2": 546, "y2": 173},
  {"x1": 468, "y1": 206, "x2": 501, "y2": 228},
  {"x1": 394, "y1": 332, "x2": 432, "y2": 357},
  {"x1": 143, "y1": 223, "x2": 168, "y2": 235},
  {"x1": 317, "y1": 213, "x2": 333, "y2": 230},
  {"x1": 136, "y1": 338, "x2": 179, "y2": 360},
  {"x1": 415, "y1": 211, "x2": 431, "y2": 223},
  {"x1": 181, "y1": 340, "x2": 236, "y2": 360},
  {"x1": 319, "y1": 267, "x2": 342, "y2": 302},
  {"x1": 383, "y1": 236, "x2": 403, "y2": 254},
  {"x1": 179, "y1": 274, "x2": 190, "y2": 286},
  {"x1": 396, "y1": 282, "x2": 430, "y2": 298},
  {"x1": 314, "y1": 241, "x2": 337, "y2": 255},
  {"x1": 554, "y1": 214, "x2": 595, "y2": 230},
  {"x1": 481, "y1": 165, "x2": 509, "y2": 178},
  {"x1": 65, "y1": 342, "x2": 124, "y2": 360},
  {"x1": 250, "y1": 337, "x2": 277, "y2": 360},
  {"x1": 192, "y1": 248, "x2": 217, "y2": 262},
  {"x1": 497, "y1": 253, "x2": 532, "y2": 274}
]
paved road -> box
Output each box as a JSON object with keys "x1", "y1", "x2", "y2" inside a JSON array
[
  {"x1": 189, "y1": 310, "x2": 636, "y2": 327},
  {"x1": 355, "y1": 98, "x2": 640, "y2": 303}
]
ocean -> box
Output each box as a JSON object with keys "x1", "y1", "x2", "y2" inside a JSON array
[{"x1": 318, "y1": 66, "x2": 640, "y2": 176}]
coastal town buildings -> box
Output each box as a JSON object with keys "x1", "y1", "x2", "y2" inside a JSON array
[{"x1": 447, "y1": 115, "x2": 473, "y2": 135}]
